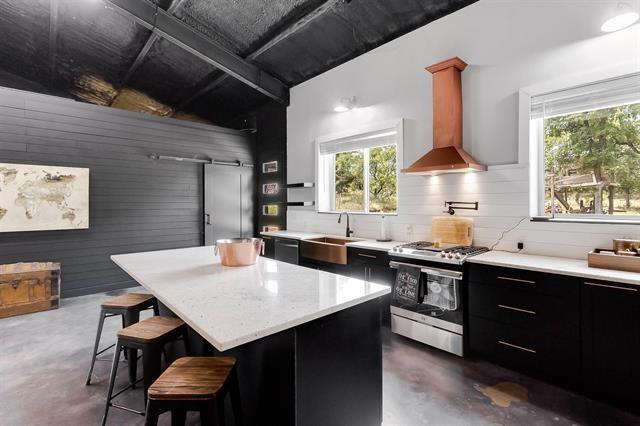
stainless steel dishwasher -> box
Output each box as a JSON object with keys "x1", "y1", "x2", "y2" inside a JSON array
[{"x1": 274, "y1": 238, "x2": 299, "y2": 264}]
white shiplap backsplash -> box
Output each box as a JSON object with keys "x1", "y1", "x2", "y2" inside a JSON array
[{"x1": 287, "y1": 164, "x2": 640, "y2": 260}]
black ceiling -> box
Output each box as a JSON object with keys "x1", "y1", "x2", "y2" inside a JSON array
[{"x1": 0, "y1": 0, "x2": 477, "y2": 128}]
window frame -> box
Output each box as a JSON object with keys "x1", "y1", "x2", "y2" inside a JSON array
[
  {"x1": 521, "y1": 69, "x2": 640, "y2": 225},
  {"x1": 315, "y1": 119, "x2": 404, "y2": 216}
]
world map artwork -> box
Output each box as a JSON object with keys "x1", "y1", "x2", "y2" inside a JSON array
[{"x1": 0, "y1": 163, "x2": 89, "y2": 232}]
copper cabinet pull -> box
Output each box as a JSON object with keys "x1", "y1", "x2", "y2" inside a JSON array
[
  {"x1": 498, "y1": 340, "x2": 537, "y2": 354},
  {"x1": 497, "y1": 276, "x2": 535, "y2": 284},
  {"x1": 358, "y1": 253, "x2": 377, "y2": 259},
  {"x1": 497, "y1": 304, "x2": 536, "y2": 315},
  {"x1": 584, "y1": 282, "x2": 638, "y2": 292}
]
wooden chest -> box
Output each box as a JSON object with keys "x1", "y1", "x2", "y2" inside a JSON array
[{"x1": 0, "y1": 262, "x2": 61, "y2": 318}]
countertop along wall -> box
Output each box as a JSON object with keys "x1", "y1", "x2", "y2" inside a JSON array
[
  {"x1": 286, "y1": 0, "x2": 640, "y2": 260},
  {"x1": 0, "y1": 87, "x2": 254, "y2": 297}
]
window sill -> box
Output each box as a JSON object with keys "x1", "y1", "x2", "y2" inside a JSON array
[
  {"x1": 531, "y1": 216, "x2": 640, "y2": 225},
  {"x1": 317, "y1": 211, "x2": 398, "y2": 217}
]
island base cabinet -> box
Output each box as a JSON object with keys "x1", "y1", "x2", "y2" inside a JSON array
[
  {"x1": 581, "y1": 280, "x2": 640, "y2": 410},
  {"x1": 212, "y1": 298, "x2": 383, "y2": 426}
]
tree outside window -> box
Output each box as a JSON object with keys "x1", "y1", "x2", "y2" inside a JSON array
[
  {"x1": 544, "y1": 103, "x2": 640, "y2": 216},
  {"x1": 333, "y1": 145, "x2": 397, "y2": 214}
]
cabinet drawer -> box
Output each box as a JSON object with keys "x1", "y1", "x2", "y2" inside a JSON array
[
  {"x1": 347, "y1": 247, "x2": 390, "y2": 267},
  {"x1": 468, "y1": 263, "x2": 579, "y2": 299},
  {"x1": 468, "y1": 281, "x2": 579, "y2": 339},
  {"x1": 469, "y1": 316, "x2": 580, "y2": 385}
]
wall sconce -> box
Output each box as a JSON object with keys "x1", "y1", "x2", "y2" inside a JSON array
[
  {"x1": 333, "y1": 96, "x2": 358, "y2": 112},
  {"x1": 601, "y1": 2, "x2": 639, "y2": 32}
]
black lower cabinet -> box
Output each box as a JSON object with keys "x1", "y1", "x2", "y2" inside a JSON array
[
  {"x1": 348, "y1": 247, "x2": 393, "y2": 326},
  {"x1": 582, "y1": 279, "x2": 640, "y2": 409},
  {"x1": 469, "y1": 263, "x2": 640, "y2": 412},
  {"x1": 262, "y1": 235, "x2": 275, "y2": 259},
  {"x1": 469, "y1": 316, "x2": 580, "y2": 385}
]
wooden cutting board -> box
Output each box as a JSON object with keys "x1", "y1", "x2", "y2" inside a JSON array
[{"x1": 432, "y1": 216, "x2": 474, "y2": 246}]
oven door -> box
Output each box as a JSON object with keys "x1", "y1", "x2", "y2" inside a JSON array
[{"x1": 389, "y1": 260, "x2": 464, "y2": 334}]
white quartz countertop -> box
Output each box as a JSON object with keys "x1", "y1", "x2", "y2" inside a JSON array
[
  {"x1": 260, "y1": 230, "x2": 405, "y2": 252},
  {"x1": 111, "y1": 246, "x2": 390, "y2": 351},
  {"x1": 468, "y1": 251, "x2": 640, "y2": 286},
  {"x1": 345, "y1": 240, "x2": 405, "y2": 252},
  {"x1": 260, "y1": 230, "x2": 326, "y2": 240}
]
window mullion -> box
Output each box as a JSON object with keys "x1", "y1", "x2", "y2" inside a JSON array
[{"x1": 363, "y1": 148, "x2": 370, "y2": 213}]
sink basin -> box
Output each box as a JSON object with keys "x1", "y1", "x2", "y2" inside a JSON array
[{"x1": 300, "y1": 236, "x2": 364, "y2": 265}]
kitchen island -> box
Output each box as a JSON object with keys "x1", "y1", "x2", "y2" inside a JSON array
[{"x1": 111, "y1": 246, "x2": 390, "y2": 426}]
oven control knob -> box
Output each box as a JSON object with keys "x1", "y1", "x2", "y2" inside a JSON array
[
  {"x1": 440, "y1": 251, "x2": 447, "y2": 257},
  {"x1": 447, "y1": 253, "x2": 454, "y2": 259},
  {"x1": 455, "y1": 253, "x2": 462, "y2": 259}
]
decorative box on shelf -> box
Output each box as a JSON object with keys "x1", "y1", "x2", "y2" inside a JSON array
[{"x1": 0, "y1": 262, "x2": 61, "y2": 318}]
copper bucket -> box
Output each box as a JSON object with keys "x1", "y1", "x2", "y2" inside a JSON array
[{"x1": 214, "y1": 238, "x2": 265, "y2": 266}]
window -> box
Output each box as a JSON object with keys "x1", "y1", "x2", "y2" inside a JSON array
[
  {"x1": 530, "y1": 73, "x2": 640, "y2": 221},
  {"x1": 316, "y1": 122, "x2": 401, "y2": 214}
]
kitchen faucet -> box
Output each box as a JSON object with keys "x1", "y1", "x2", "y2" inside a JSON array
[{"x1": 338, "y1": 212, "x2": 354, "y2": 238}]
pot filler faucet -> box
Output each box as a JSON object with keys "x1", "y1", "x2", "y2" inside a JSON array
[{"x1": 338, "y1": 212, "x2": 354, "y2": 238}]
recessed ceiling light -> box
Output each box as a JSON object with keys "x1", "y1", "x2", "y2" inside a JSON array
[
  {"x1": 601, "y1": 3, "x2": 639, "y2": 32},
  {"x1": 333, "y1": 96, "x2": 358, "y2": 113}
]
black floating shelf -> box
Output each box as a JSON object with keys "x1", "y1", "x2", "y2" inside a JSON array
[
  {"x1": 278, "y1": 201, "x2": 315, "y2": 206},
  {"x1": 286, "y1": 182, "x2": 315, "y2": 188}
]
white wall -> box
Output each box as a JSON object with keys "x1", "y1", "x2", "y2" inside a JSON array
[{"x1": 286, "y1": 0, "x2": 640, "y2": 259}]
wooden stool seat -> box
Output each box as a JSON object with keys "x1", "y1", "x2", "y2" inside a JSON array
[
  {"x1": 144, "y1": 356, "x2": 242, "y2": 426},
  {"x1": 118, "y1": 316, "x2": 185, "y2": 344},
  {"x1": 101, "y1": 292, "x2": 156, "y2": 310},
  {"x1": 149, "y1": 357, "x2": 236, "y2": 401}
]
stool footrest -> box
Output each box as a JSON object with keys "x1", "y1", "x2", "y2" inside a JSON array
[
  {"x1": 110, "y1": 378, "x2": 143, "y2": 400},
  {"x1": 110, "y1": 403, "x2": 145, "y2": 416},
  {"x1": 96, "y1": 343, "x2": 115, "y2": 356}
]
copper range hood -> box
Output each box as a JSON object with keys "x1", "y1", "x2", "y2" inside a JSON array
[{"x1": 402, "y1": 57, "x2": 486, "y2": 175}]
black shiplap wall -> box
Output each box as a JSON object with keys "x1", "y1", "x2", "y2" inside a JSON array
[{"x1": 0, "y1": 87, "x2": 254, "y2": 297}]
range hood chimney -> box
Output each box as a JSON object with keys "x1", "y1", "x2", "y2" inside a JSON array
[{"x1": 402, "y1": 57, "x2": 486, "y2": 175}]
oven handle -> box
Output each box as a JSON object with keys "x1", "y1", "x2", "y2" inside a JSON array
[{"x1": 389, "y1": 261, "x2": 463, "y2": 280}]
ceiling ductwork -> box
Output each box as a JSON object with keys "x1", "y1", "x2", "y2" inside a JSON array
[{"x1": 402, "y1": 57, "x2": 486, "y2": 175}]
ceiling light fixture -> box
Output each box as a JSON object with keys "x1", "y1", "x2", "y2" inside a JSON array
[
  {"x1": 333, "y1": 96, "x2": 358, "y2": 112},
  {"x1": 601, "y1": 2, "x2": 639, "y2": 32}
]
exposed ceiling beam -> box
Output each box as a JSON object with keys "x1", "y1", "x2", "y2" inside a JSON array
[
  {"x1": 48, "y1": 0, "x2": 59, "y2": 88},
  {"x1": 176, "y1": 0, "x2": 342, "y2": 111},
  {"x1": 117, "y1": 0, "x2": 187, "y2": 90},
  {"x1": 106, "y1": 0, "x2": 289, "y2": 105}
]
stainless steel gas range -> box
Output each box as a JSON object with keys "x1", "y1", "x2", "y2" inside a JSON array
[{"x1": 387, "y1": 241, "x2": 488, "y2": 356}]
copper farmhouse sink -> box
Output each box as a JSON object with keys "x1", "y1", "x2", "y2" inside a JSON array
[{"x1": 299, "y1": 237, "x2": 364, "y2": 265}]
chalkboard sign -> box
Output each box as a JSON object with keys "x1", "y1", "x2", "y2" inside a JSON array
[{"x1": 393, "y1": 264, "x2": 421, "y2": 306}]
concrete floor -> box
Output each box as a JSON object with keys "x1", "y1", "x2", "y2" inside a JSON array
[{"x1": 1, "y1": 290, "x2": 639, "y2": 426}]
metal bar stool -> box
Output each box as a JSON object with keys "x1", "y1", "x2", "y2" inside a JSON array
[
  {"x1": 101, "y1": 316, "x2": 190, "y2": 426},
  {"x1": 86, "y1": 293, "x2": 159, "y2": 386},
  {"x1": 144, "y1": 357, "x2": 242, "y2": 426}
]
